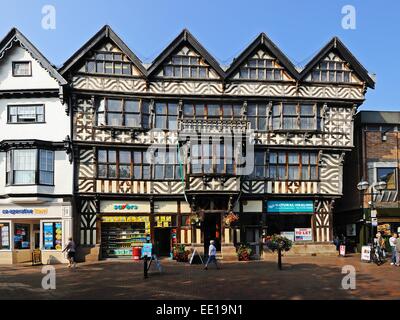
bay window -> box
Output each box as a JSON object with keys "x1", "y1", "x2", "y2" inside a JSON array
[
  {"x1": 6, "y1": 149, "x2": 54, "y2": 186},
  {"x1": 183, "y1": 103, "x2": 242, "y2": 120}
]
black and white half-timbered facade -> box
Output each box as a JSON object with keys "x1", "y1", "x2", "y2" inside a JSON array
[
  {"x1": 61, "y1": 25, "x2": 374, "y2": 260},
  {"x1": 0, "y1": 29, "x2": 73, "y2": 264}
]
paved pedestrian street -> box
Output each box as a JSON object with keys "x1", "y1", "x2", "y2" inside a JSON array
[{"x1": 0, "y1": 254, "x2": 399, "y2": 300}]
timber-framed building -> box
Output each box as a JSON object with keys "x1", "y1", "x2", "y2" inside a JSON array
[{"x1": 60, "y1": 25, "x2": 375, "y2": 260}]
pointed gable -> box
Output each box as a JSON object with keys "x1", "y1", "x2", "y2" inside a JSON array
[
  {"x1": 225, "y1": 33, "x2": 299, "y2": 81},
  {"x1": 0, "y1": 28, "x2": 66, "y2": 90},
  {"x1": 300, "y1": 37, "x2": 375, "y2": 88},
  {"x1": 147, "y1": 29, "x2": 225, "y2": 80},
  {"x1": 60, "y1": 25, "x2": 147, "y2": 78}
]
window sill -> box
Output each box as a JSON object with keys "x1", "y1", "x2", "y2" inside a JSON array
[
  {"x1": 6, "y1": 122, "x2": 46, "y2": 125},
  {"x1": 93, "y1": 126, "x2": 149, "y2": 132}
]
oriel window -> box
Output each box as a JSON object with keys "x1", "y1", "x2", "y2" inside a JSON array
[{"x1": 269, "y1": 151, "x2": 318, "y2": 181}]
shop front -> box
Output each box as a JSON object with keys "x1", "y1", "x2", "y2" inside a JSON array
[
  {"x1": 0, "y1": 203, "x2": 72, "y2": 264},
  {"x1": 153, "y1": 201, "x2": 178, "y2": 257},
  {"x1": 100, "y1": 201, "x2": 151, "y2": 258},
  {"x1": 265, "y1": 200, "x2": 314, "y2": 243}
]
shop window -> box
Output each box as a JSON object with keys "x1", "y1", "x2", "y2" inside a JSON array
[
  {"x1": 269, "y1": 151, "x2": 318, "y2": 181},
  {"x1": 0, "y1": 223, "x2": 10, "y2": 250},
  {"x1": 96, "y1": 97, "x2": 150, "y2": 128},
  {"x1": 42, "y1": 222, "x2": 63, "y2": 250},
  {"x1": 377, "y1": 167, "x2": 397, "y2": 190},
  {"x1": 180, "y1": 215, "x2": 191, "y2": 227},
  {"x1": 6, "y1": 149, "x2": 54, "y2": 186},
  {"x1": 271, "y1": 103, "x2": 321, "y2": 131},
  {"x1": 14, "y1": 224, "x2": 30, "y2": 249},
  {"x1": 8, "y1": 105, "x2": 45, "y2": 123}
]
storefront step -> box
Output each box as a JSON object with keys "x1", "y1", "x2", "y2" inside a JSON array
[
  {"x1": 263, "y1": 243, "x2": 337, "y2": 257},
  {"x1": 76, "y1": 245, "x2": 101, "y2": 262}
]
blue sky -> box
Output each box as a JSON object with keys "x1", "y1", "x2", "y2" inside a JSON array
[{"x1": 0, "y1": 0, "x2": 398, "y2": 110}]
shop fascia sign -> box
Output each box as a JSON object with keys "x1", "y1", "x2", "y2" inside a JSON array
[
  {"x1": 113, "y1": 204, "x2": 139, "y2": 211},
  {"x1": 1, "y1": 208, "x2": 48, "y2": 215},
  {"x1": 267, "y1": 201, "x2": 314, "y2": 213}
]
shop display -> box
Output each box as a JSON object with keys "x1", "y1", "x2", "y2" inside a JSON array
[
  {"x1": 0, "y1": 223, "x2": 10, "y2": 250},
  {"x1": 155, "y1": 216, "x2": 172, "y2": 228},
  {"x1": 14, "y1": 224, "x2": 30, "y2": 249},
  {"x1": 43, "y1": 222, "x2": 63, "y2": 250},
  {"x1": 101, "y1": 219, "x2": 150, "y2": 257}
]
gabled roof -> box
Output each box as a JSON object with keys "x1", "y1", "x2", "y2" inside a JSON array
[
  {"x1": 0, "y1": 27, "x2": 67, "y2": 85},
  {"x1": 60, "y1": 25, "x2": 147, "y2": 76},
  {"x1": 147, "y1": 29, "x2": 225, "y2": 78},
  {"x1": 300, "y1": 37, "x2": 375, "y2": 89},
  {"x1": 225, "y1": 33, "x2": 299, "y2": 80}
]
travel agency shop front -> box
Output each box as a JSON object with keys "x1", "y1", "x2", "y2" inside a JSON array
[{"x1": 0, "y1": 201, "x2": 73, "y2": 264}]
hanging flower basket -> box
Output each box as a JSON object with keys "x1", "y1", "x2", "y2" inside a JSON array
[
  {"x1": 265, "y1": 234, "x2": 293, "y2": 270},
  {"x1": 223, "y1": 212, "x2": 239, "y2": 227},
  {"x1": 190, "y1": 214, "x2": 201, "y2": 226}
]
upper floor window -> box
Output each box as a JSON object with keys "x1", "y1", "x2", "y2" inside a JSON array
[
  {"x1": 249, "y1": 151, "x2": 268, "y2": 179},
  {"x1": 272, "y1": 103, "x2": 321, "y2": 131},
  {"x1": 269, "y1": 151, "x2": 318, "y2": 181},
  {"x1": 86, "y1": 51, "x2": 133, "y2": 75},
  {"x1": 191, "y1": 141, "x2": 235, "y2": 175},
  {"x1": 239, "y1": 58, "x2": 283, "y2": 81},
  {"x1": 247, "y1": 104, "x2": 268, "y2": 131},
  {"x1": 183, "y1": 103, "x2": 242, "y2": 120},
  {"x1": 96, "y1": 98, "x2": 150, "y2": 128},
  {"x1": 154, "y1": 148, "x2": 181, "y2": 180},
  {"x1": 8, "y1": 105, "x2": 44, "y2": 124},
  {"x1": 377, "y1": 167, "x2": 396, "y2": 190},
  {"x1": 12, "y1": 61, "x2": 31, "y2": 77},
  {"x1": 97, "y1": 149, "x2": 151, "y2": 180},
  {"x1": 155, "y1": 102, "x2": 178, "y2": 130},
  {"x1": 164, "y1": 55, "x2": 209, "y2": 78},
  {"x1": 311, "y1": 60, "x2": 351, "y2": 83},
  {"x1": 6, "y1": 149, "x2": 54, "y2": 186}
]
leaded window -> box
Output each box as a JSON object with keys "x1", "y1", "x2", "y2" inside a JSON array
[
  {"x1": 271, "y1": 103, "x2": 321, "y2": 131},
  {"x1": 155, "y1": 102, "x2": 179, "y2": 130},
  {"x1": 311, "y1": 60, "x2": 351, "y2": 83},
  {"x1": 239, "y1": 58, "x2": 283, "y2": 80},
  {"x1": 183, "y1": 103, "x2": 242, "y2": 120},
  {"x1": 247, "y1": 103, "x2": 268, "y2": 131},
  {"x1": 269, "y1": 151, "x2": 318, "y2": 181},
  {"x1": 249, "y1": 151, "x2": 268, "y2": 179},
  {"x1": 85, "y1": 51, "x2": 133, "y2": 75},
  {"x1": 96, "y1": 98, "x2": 150, "y2": 128},
  {"x1": 153, "y1": 148, "x2": 182, "y2": 180},
  {"x1": 97, "y1": 149, "x2": 151, "y2": 180},
  {"x1": 163, "y1": 55, "x2": 209, "y2": 78}
]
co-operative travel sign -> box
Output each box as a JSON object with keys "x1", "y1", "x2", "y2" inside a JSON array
[{"x1": 1, "y1": 208, "x2": 48, "y2": 215}]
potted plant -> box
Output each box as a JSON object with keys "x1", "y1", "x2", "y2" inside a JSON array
[
  {"x1": 223, "y1": 211, "x2": 239, "y2": 227},
  {"x1": 265, "y1": 234, "x2": 293, "y2": 270},
  {"x1": 173, "y1": 244, "x2": 191, "y2": 262},
  {"x1": 237, "y1": 244, "x2": 252, "y2": 261}
]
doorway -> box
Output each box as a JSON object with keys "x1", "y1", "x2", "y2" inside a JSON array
[
  {"x1": 203, "y1": 214, "x2": 221, "y2": 254},
  {"x1": 154, "y1": 228, "x2": 171, "y2": 256}
]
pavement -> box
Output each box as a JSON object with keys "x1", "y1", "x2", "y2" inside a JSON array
[{"x1": 0, "y1": 254, "x2": 399, "y2": 300}]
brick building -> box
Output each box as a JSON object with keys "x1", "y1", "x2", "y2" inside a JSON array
[{"x1": 335, "y1": 111, "x2": 400, "y2": 249}]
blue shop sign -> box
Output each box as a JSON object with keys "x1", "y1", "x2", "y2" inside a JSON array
[{"x1": 267, "y1": 201, "x2": 314, "y2": 213}]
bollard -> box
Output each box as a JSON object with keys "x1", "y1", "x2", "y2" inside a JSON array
[{"x1": 144, "y1": 255, "x2": 148, "y2": 279}]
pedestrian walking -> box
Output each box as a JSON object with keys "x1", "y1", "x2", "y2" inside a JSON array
[
  {"x1": 62, "y1": 237, "x2": 77, "y2": 268},
  {"x1": 389, "y1": 233, "x2": 398, "y2": 266},
  {"x1": 204, "y1": 240, "x2": 220, "y2": 270},
  {"x1": 396, "y1": 236, "x2": 400, "y2": 266}
]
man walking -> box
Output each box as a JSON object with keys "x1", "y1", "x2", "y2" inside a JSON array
[
  {"x1": 204, "y1": 240, "x2": 220, "y2": 270},
  {"x1": 389, "y1": 233, "x2": 398, "y2": 266},
  {"x1": 62, "y1": 237, "x2": 77, "y2": 268}
]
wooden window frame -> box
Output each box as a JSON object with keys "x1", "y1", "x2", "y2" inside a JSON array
[
  {"x1": 12, "y1": 61, "x2": 32, "y2": 77},
  {"x1": 7, "y1": 105, "x2": 45, "y2": 124},
  {"x1": 239, "y1": 58, "x2": 283, "y2": 81},
  {"x1": 85, "y1": 51, "x2": 133, "y2": 76},
  {"x1": 163, "y1": 54, "x2": 209, "y2": 79}
]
